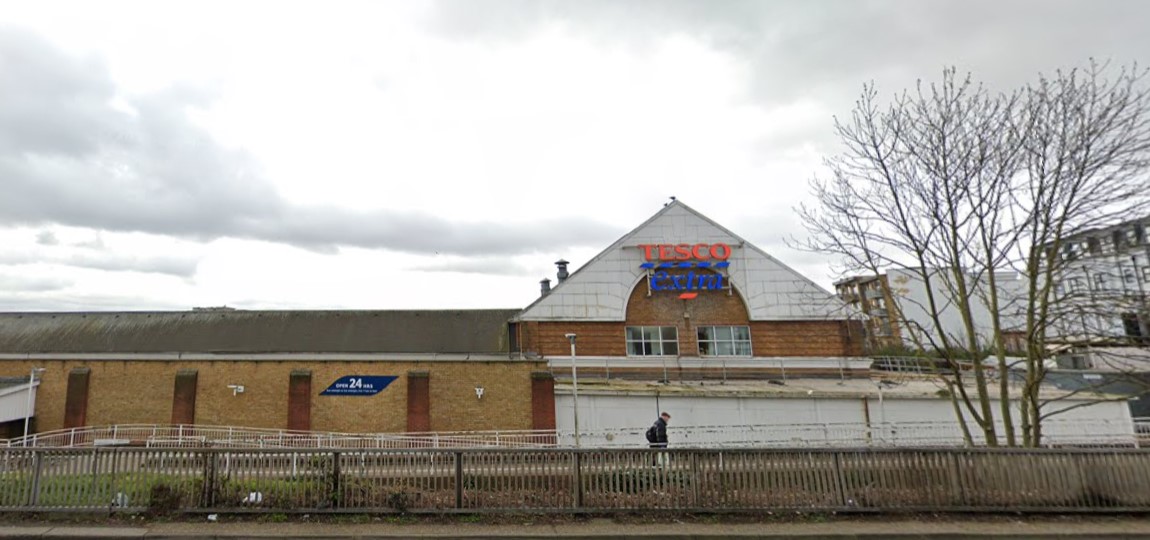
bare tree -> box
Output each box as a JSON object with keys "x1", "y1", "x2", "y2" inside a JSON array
[
  {"x1": 799, "y1": 62, "x2": 1150, "y2": 447},
  {"x1": 1013, "y1": 61, "x2": 1150, "y2": 446}
]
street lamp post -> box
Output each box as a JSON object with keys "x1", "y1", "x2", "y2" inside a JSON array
[
  {"x1": 23, "y1": 368, "x2": 45, "y2": 446},
  {"x1": 873, "y1": 381, "x2": 888, "y2": 445},
  {"x1": 565, "y1": 333, "x2": 580, "y2": 448}
]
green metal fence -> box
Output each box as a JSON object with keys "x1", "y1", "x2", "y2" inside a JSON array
[{"x1": 1, "y1": 447, "x2": 1148, "y2": 513}]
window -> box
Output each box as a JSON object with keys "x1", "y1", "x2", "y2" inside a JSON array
[
  {"x1": 697, "y1": 325, "x2": 752, "y2": 356},
  {"x1": 626, "y1": 326, "x2": 678, "y2": 356},
  {"x1": 1063, "y1": 243, "x2": 1084, "y2": 261},
  {"x1": 1123, "y1": 313, "x2": 1145, "y2": 340},
  {"x1": 508, "y1": 323, "x2": 520, "y2": 353},
  {"x1": 1063, "y1": 355, "x2": 1090, "y2": 370},
  {"x1": 1088, "y1": 237, "x2": 1102, "y2": 255}
]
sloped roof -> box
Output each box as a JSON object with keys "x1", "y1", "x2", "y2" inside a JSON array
[
  {"x1": 0, "y1": 310, "x2": 519, "y2": 354},
  {"x1": 515, "y1": 200, "x2": 851, "y2": 321}
]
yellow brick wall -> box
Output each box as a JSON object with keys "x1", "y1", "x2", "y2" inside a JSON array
[
  {"x1": 0, "y1": 359, "x2": 541, "y2": 435},
  {"x1": 420, "y1": 361, "x2": 534, "y2": 432}
]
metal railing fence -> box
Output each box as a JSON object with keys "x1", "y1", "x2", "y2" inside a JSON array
[
  {"x1": 4, "y1": 424, "x2": 556, "y2": 450},
  {"x1": 0, "y1": 447, "x2": 1148, "y2": 513},
  {"x1": 548, "y1": 356, "x2": 870, "y2": 383},
  {"x1": 563, "y1": 418, "x2": 1138, "y2": 449},
  {"x1": 8, "y1": 418, "x2": 1137, "y2": 450}
]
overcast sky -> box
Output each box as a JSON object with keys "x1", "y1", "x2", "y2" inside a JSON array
[{"x1": 0, "y1": 1, "x2": 1146, "y2": 311}]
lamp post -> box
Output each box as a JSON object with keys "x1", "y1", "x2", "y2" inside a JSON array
[
  {"x1": 23, "y1": 368, "x2": 45, "y2": 446},
  {"x1": 565, "y1": 333, "x2": 580, "y2": 448},
  {"x1": 873, "y1": 381, "x2": 888, "y2": 445}
]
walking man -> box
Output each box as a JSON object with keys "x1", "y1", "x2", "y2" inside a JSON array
[{"x1": 646, "y1": 412, "x2": 671, "y2": 466}]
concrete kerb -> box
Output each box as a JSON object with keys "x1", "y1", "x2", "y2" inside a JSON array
[{"x1": 3, "y1": 519, "x2": 1150, "y2": 539}]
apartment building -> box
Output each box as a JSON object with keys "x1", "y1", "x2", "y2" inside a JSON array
[{"x1": 1047, "y1": 216, "x2": 1150, "y2": 344}]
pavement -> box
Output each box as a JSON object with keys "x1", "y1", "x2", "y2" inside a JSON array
[{"x1": 3, "y1": 516, "x2": 1150, "y2": 539}]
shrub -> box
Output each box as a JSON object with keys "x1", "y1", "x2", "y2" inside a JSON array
[{"x1": 148, "y1": 483, "x2": 183, "y2": 516}]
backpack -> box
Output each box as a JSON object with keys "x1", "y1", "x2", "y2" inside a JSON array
[{"x1": 645, "y1": 424, "x2": 658, "y2": 443}]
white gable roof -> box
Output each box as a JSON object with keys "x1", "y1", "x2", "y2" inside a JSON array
[{"x1": 515, "y1": 201, "x2": 849, "y2": 321}]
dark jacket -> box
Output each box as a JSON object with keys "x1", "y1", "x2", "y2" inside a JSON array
[{"x1": 650, "y1": 417, "x2": 668, "y2": 447}]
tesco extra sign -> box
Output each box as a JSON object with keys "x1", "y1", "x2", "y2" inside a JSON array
[
  {"x1": 638, "y1": 243, "x2": 732, "y2": 262},
  {"x1": 637, "y1": 243, "x2": 732, "y2": 293}
]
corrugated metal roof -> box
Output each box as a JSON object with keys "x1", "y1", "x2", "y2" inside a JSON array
[{"x1": 0, "y1": 310, "x2": 520, "y2": 354}]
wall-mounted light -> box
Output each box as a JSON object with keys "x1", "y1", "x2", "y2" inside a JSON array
[
  {"x1": 227, "y1": 384, "x2": 245, "y2": 396},
  {"x1": 475, "y1": 386, "x2": 485, "y2": 400}
]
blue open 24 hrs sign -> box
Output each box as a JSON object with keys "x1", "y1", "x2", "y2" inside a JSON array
[{"x1": 320, "y1": 376, "x2": 398, "y2": 396}]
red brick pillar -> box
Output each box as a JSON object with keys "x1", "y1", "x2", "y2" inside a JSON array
[
  {"x1": 63, "y1": 367, "x2": 91, "y2": 429},
  {"x1": 530, "y1": 371, "x2": 556, "y2": 431},
  {"x1": 288, "y1": 370, "x2": 312, "y2": 432},
  {"x1": 170, "y1": 369, "x2": 198, "y2": 425},
  {"x1": 406, "y1": 371, "x2": 430, "y2": 432}
]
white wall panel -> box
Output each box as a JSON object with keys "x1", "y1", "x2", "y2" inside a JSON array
[
  {"x1": 0, "y1": 382, "x2": 37, "y2": 424},
  {"x1": 555, "y1": 393, "x2": 1134, "y2": 448}
]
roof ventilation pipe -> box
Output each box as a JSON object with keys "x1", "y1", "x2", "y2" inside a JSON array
[
  {"x1": 555, "y1": 259, "x2": 570, "y2": 282},
  {"x1": 540, "y1": 278, "x2": 552, "y2": 296}
]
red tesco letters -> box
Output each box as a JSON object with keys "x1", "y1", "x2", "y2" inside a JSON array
[{"x1": 638, "y1": 243, "x2": 732, "y2": 261}]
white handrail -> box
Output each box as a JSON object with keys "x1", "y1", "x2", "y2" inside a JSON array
[
  {"x1": 4, "y1": 423, "x2": 560, "y2": 449},
  {"x1": 5, "y1": 418, "x2": 1137, "y2": 449}
]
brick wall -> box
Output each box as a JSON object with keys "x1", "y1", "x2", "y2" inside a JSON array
[
  {"x1": 751, "y1": 320, "x2": 865, "y2": 357},
  {"x1": 522, "y1": 321, "x2": 626, "y2": 357},
  {"x1": 627, "y1": 273, "x2": 751, "y2": 356},
  {"x1": 0, "y1": 359, "x2": 543, "y2": 435},
  {"x1": 521, "y1": 277, "x2": 864, "y2": 357},
  {"x1": 422, "y1": 361, "x2": 538, "y2": 432}
]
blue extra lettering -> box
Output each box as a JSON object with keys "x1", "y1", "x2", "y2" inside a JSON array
[
  {"x1": 650, "y1": 271, "x2": 724, "y2": 291},
  {"x1": 651, "y1": 271, "x2": 670, "y2": 290}
]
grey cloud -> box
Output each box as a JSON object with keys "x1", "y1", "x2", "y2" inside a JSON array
[
  {"x1": 427, "y1": 0, "x2": 1150, "y2": 271},
  {"x1": 247, "y1": 207, "x2": 620, "y2": 256},
  {"x1": 0, "y1": 291, "x2": 184, "y2": 312},
  {"x1": 410, "y1": 257, "x2": 535, "y2": 277},
  {"x1": 0, "y1": 248, "x2": 198, "y2": 278},
  {"x1": 427, "y1": 0, "x2": 1150, "y2": 105},
  {"x1": 0, "y1": 28, "x2": 120, "y2": 157},
  {"x1": 0, "y1": 27, "x2": 621, "y2": 257},
  {"x1": 71, "y1": 234, "x2": 106, "y2": 250},
  {"x1": 61, "y1": 253, "x2": 199, "y2": 278},
  {"x1": 0, "y1": 273, "x2": 71, "y2": 293},
  {"x1": 35, "y1": 230, "x2": 57, "y2": 246}
]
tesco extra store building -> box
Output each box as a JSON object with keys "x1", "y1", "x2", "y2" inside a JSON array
[{"x1": 0, "y1": 201, "x2": 870, "y2": 442}]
